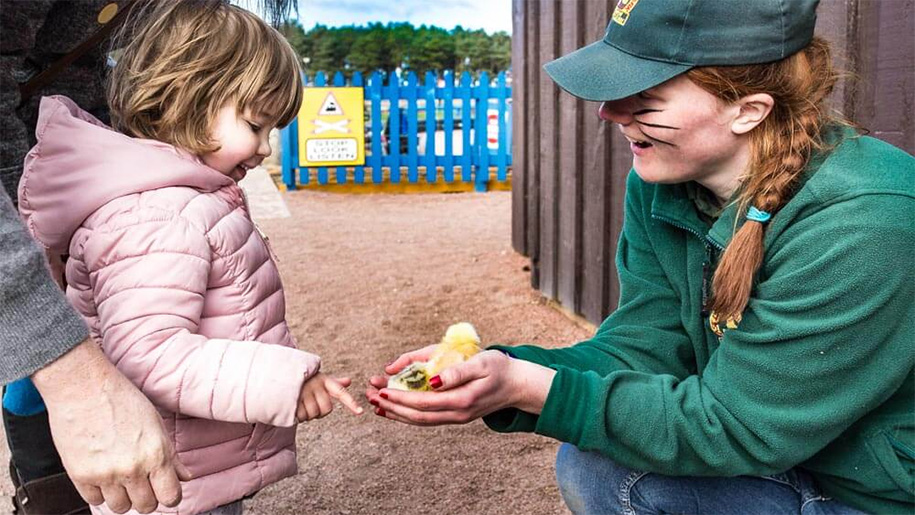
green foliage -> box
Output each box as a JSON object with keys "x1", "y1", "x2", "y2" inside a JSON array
[{"x1": 279, "y1": 21, "x2": 510, "y2": 79}]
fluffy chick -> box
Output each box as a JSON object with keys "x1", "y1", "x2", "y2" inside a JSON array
[{"x1": 387, "y1": 322, "x2": 481, "y2": 391}]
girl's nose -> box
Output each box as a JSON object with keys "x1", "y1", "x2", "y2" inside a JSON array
[
  {"x1": 598, "y1": 97, "x2": 636, "y2": 125},
  {"x1": 257, "y1": 136, "x2": 272, "y2": 158}
]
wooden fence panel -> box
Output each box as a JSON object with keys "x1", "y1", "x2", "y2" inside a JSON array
[
  {"x1": 537, "y1": 0, "x2": 559, "y2": 299},
  {"x1": 510, "y1": 0, "x2": 527, "y2": 254},
  {"x1": 512, "y1": 0, "x2": 914, "y2": 326},
  {"x1": 579, "y1": 0, "x2": 615, "y2": 324},
  {"x1": 854, "y1": 0, "x2": 914, "y2": 150},
  {"x1": 556, "y1": 0, "x2": 582, "y2": 312},
  {"x1": 525, "y1": 0, "x2": 541, "y2": 289}
]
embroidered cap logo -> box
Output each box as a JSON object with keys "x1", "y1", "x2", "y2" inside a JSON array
[{"x1": 612, "y1": 0, "x2": 640, "y2": 26}]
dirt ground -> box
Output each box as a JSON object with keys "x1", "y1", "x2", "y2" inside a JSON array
[{"x1": 1, "y1": 189, "x2": 592, "y2": 515}]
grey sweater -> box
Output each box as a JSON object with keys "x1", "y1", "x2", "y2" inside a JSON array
[
  {"x1": 1, "y1": 0, "x2": 106, "y2": 384},
  {"x1": 0, "y1": 188, "x2": 87, "y2": 384}
]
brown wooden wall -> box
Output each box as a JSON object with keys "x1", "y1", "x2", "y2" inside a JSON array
[{"x1": 511, "y1": 0, "x2": 915, "y2": 326}]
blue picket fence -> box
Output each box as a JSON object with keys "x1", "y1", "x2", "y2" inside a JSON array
[{"x1": 280, "y1": 70, "x2": 512, "y2": 192}]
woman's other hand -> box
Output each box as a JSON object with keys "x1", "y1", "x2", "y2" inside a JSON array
[{"x1": 366, "y1": 349, "x2": 556, "y2": 426}]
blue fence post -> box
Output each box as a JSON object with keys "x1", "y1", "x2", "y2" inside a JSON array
[
  {"x1": 352, "y1": 71, "x2": 365, "y2": 184},
  {"x1": 506, "y1": 81, "x2": 513, "y2": 167},
  {"x1": 386, "y1": 71, "x2": 401, "y2": 183},
  {"x1": 405, "y1": 71, "x2": 419, "y2": 183},
  {"x1": 332, "y1": 71, "x2": 347, "y2": 185},
  {"x1": 442, "y1": 71, "x2": 454, "y2": 182},
  {"x1": 280, "y1": 124, "x2": 294, "y2": 190},
  {"x1": 281, "y1": 122, "x2": 296, "y2": 190},
  {"x1": 474, "y1": 71, "x2": 490, "y2": 192},
  {"x1": 424, "y1": 71, "x2": 437, "y2": 183},
  {"x1": 368, "y1": 71, "x2": 383, "y2": 183},
  {"x1": 495, "y1": 71, "x2": 508, "y2": 182},
  {"x1": 459, "y1": 71, "x2": 473, "y2": 183}
]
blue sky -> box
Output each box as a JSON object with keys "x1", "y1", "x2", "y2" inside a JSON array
[{"x1": 291, "y1": 0, "x2": 512, "y2": 34}]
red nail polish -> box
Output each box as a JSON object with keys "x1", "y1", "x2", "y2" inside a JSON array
[
  {"x1": 429, "y1": 375, "x2": 442, "y2": 389},
  {"x1": 370, "y1": 399, "x2": 379, "y2": 407},
  {"x1": 379, "y1": 392, "x2": 389, "y2": 400},
  {"x1": 375, "y1": 408, "x2": 386, "y2": 417}
]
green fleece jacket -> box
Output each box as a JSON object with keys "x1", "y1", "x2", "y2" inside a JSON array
[{"x1": 486, "y1": 129, "x2": 915, "y2": 513}]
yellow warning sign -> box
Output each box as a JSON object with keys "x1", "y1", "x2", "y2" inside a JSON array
[{"x1": 298, "y1": 87, "x2": 365, "y2": 167}]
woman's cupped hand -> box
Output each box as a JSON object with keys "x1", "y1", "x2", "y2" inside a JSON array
[{"x1": 365, "y1": 346, "x2": 556, "y2": 426}]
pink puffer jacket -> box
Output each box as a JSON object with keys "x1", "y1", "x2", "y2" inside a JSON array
[{"x1": 19, "y1": 96, "x2": 320, "y2": 515}]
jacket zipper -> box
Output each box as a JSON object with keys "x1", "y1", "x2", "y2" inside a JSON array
[
  {"x1": 651, "y1": 214, "x2": 723, "y2": 318},
  {"x1": 236, "y1": 186, "x2": 281, "y2": 263}
]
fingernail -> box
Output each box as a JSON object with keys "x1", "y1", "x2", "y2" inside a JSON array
[
  {"x1": 375, "y1": 408, "x2": 386, "y2": 417},
  {"x1": 429, "y1": 375, "x2": 442, "y2": 389},
  {"x1": 370, "y1": 399, "x2": 379, "y2": 407},
  {"x1": 384, "y1": 360, "x2": 395, "y2": 368},
  {"x1": 379, "y1": 392, "x2": 388, "y2": 400}
]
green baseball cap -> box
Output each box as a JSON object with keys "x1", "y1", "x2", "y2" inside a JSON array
[{"x1": 544, "y1": 0, "x2": 819, "y2": 102}]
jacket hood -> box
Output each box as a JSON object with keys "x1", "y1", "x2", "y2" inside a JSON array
[{"x1": 18, "y1": 96, "x2": 234, "y2": 253}]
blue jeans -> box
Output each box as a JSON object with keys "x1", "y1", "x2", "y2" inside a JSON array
[{"x1": 555, "y1": 443, "x2": 869, "y2": 515}]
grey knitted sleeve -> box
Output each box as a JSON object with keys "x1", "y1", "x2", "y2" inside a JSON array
[{"x1": 0, "y1": 189, "x2": 87, "y2": 384}]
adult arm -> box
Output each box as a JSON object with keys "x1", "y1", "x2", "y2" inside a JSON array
[
  {"x1": 3, "y1": 189, "x2": 189, "y2": 513},
  {"x1": 529, "y1": 194, "x2": 915, "y2": 475},
  {"x1": 0, "y1": 188, "x2": 87, "y2": 382},
  {"x1": 72, "y1": 212, "x2": 321, "y2": 427},
  {"x1": 32, "y1": 339, "x2": 190, "y2": 513}
]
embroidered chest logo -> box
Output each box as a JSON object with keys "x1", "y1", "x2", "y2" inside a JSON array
[
  {"x1": 612, "y1": 0, "x2": 640, "y2": 26},
  {"x1": 709, "y1": 312, "x2": 742, "y2": 339}
]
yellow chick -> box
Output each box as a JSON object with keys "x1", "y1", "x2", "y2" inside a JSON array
[{"x1": 387, "y1": 322, "x2": 482, "y2": 391}]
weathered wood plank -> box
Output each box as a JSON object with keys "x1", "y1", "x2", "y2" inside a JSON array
[
  {"x1": 579, "y1": 0, "x2": 614, "y2": 324},
  {"x1": 538, "y1": 0, "x2": 559, "y2": 296},
  {"x1": 511, "y1": 0, "x2": 528, "y2": 255},
  {"x1": 526, "y1": 0, "x2": 542, "y2": 288},
  {"x1": 557, "y1": 0, "x2": 583, "y2": 312}
]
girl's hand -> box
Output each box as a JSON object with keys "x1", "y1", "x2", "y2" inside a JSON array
[
  {"x1": 296, "y1": 373, "x2": 363, "y2": 422},
  {"x1": 365, "y1": 350, "x2": 556, "y2": 426}
]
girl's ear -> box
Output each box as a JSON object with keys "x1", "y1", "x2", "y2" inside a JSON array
[{"x1": 731, "y1": 93, "x2": 774, "y2": 135}]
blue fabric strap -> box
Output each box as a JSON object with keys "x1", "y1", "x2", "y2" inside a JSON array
[
  {"x1": 2, "y1": 378, "x2": 46, "y2": 416},
  {"x1": 746, "y1": 206, "x2": 772, "y2": 224}
]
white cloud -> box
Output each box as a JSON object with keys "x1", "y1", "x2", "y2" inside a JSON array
[{"x1": 294, "y1": 0, "x2": 512, "y2": 34}]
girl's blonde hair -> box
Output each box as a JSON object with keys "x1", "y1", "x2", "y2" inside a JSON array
[
  {"x1": 686, "y1": 37, "x2": 847, "y2": 323},
  {"x1": 107, "y1": 0, "x2": 303, "y2": 154}
]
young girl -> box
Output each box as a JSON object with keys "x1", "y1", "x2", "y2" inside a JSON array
[
  {"x1": 18, "y1": 2, "x2": 362, "y2": 514},
  {"x1": 368, "y1": 1, "x2": 914, "y2": 514}
]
